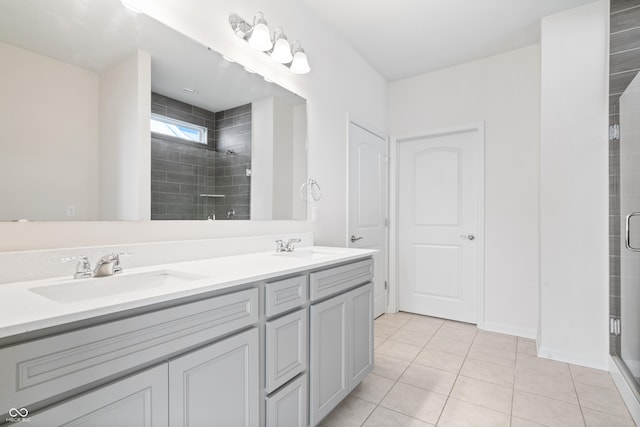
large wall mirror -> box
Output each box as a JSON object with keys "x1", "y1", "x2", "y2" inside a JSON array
[{"x1": 0, "y1": 0, "x2": 308, "y2": 221}]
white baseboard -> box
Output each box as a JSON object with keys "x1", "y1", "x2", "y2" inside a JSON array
[
  {"x1": 479, "y1": 321, "x2": 537, "y2": 340},
  {"x1": 536, "y1": 346, "x2": 608, "y2": 370},
  {"x1": 609, "y1": 356, "x2": 640, "y2": 426}
]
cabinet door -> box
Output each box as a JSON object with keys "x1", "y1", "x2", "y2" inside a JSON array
[
  {"x1": 266, "y1": 374, "x2": 307, "y2": 427},
  {"x1": 347, "y1": 283, "x2": 374, "y2": 390},
  {"x1": 27, "y1": 364, "x2": 168, "y2": 427},
  {"x1": 266, "y1": 309, "x2": 307, "y2": 393},
  {"x1": 309, "y1": 294, "x2": 348, "y2": 426},
  {"x1": 169, "y1": 328, "x2": 259, "y2": 427}
]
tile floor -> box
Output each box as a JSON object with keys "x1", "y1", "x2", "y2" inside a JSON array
[{"x1": 319, "y1": 312, "x2": 636, "y2": 427}]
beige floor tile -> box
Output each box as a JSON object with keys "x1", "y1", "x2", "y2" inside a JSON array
[
  {"x1": 350, "y1": 373, "x2": 396, "y2": 404},
  {"x1": 511, "y1": 417, "x2": 546, "y2": 427},
  {"x1": 512, "y1": 390, "x2": 585, "y2": 427},
  {"x1": 375, "y1": 314, "x2": 411, "y2": 329},
  {"x1": 437, "y1": 398, "x2": 510, "y2": 427},
  {"x1": 460, "y1": 358, "x2": 515, "y2": 387},
  {"x1": 582, "y1": 407, "x2": 636, "y2": 427},
  {"x1": 574, "y1": 381, "x2": 632, "y2": 419},
  {"x1": 377, "y1": 340, "x2": 422, "y2": 361},
  {"x1": 321, "y1": 396, "x2": 376, "y2": 427},
  {"x1": 517, "y1": 339, "x2": 537, "y2": 356},
  {"x1": 362, "y1": 406, "x2": 435, "y2": 427},
  {"x1": 414, "y1": 348, "x2": 465, "y2": 373},
  {"x1": 434, "y1": 324, "x2": 477, "y2": 343},
  {"x1": 450, "y1": 375, "x2": 513, "y2": 414},
  {"x1": 374, "y1": 337, "x2": 385, "y2": 349},
  {"x1": 515, "y1": 368, "x2": 579, "y2": 405},
  {"x1": 467, "y1": 343, "x2": 516, "y2": 368},
  {"x1": 474, "y1": 330, "x2": 517, "y2": 350},
  {"x1": 399, "y1": 363, "x2": 457, "y2": 395},
  {"x1": 516, "y1": 353, "x2": 571, "y2": 380},
  {"x1": 375, "y1": 324, "x2": 398, "y2": 340},
  {"x1": 379, "y1": 382, "x2": 447, "y2": 424},
  {"x1": 389, "y1": 328, "x2": 434, "y2": 346},
  {"x1": 372, "y1": 353, "x2": 411, "y2": 380},
  {"x1": 401, "y1": 319, "x2": 443, "y2": 335},
  {"x1": 570, "y1": 364, "x2": 617, "y2": 391},
  {"x1": 444, "y1": 319, "x2": 477, "y2": 331},
  {"x1": 425, "y1": 336, "x2": 471, "y2": 357}
]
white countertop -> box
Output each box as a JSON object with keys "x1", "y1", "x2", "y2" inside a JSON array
[{"x1": 0, "y1": 246, "x2": 376, "y2": 339}]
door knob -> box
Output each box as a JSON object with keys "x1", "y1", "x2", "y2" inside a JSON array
[
  {"x1": 460, "y1": 234, "x2": 475, "y2": 241},
  {"x1": 351, "y1": 235, "x2": 363, "y2": 243}
]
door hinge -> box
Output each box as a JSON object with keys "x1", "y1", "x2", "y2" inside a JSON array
[
  {"x1": 384, "y1": 218, "x2": 388, "y2": 227},
  {"x1": 384, "y1": 281, "x2": 388, "y2": 290},
  {"x1": 610, "y1": 318, "x2": 621, "y2": 336},
  {"x1": 384, "y1": 155, "x2": 389, "y2": 164}
]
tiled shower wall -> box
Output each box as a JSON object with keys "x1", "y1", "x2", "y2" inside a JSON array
[
  {"x1": 609, "y1": 0, "x2": 640, "y2": 355},
  {"x1": 150, "y1": 93, "x2": 251, "y2": 220}
]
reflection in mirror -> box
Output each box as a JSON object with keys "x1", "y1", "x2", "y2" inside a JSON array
[{"x1": 0, "y1": 0, "x2": 307, "y2": 221}]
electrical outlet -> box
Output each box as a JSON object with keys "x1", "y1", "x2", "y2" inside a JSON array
[{"x1": 66, "y1": 205, "x2": 76, "y2": 217}]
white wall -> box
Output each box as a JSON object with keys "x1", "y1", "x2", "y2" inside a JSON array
[
  {"x1": 0, "y1": 42, "x2": 99, "y2": 221},
  {"x1": 99, "y1": 50, "x2": 151, "y2": 220},
  {"x1": 0, "y1": 0, "x2": 386, "y2": 251},
  {"x1": 539, "y1": 0, "x2": 609, "y2": 369},
  {"x1": 388, "y1": 45, "x2": 541, "y2": 337}
]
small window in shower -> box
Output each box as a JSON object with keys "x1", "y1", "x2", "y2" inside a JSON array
[{"x1": 150, "y1": 114, "x2": 207, "y2": 144}]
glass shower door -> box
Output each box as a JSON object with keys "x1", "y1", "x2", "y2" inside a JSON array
[{"x1": 619, "y1": 71, "x2": 640, "y2": 392}]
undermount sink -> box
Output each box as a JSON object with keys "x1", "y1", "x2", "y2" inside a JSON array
[{"x1": 30, "y1": 270, "x2": 205, "y2": 304}]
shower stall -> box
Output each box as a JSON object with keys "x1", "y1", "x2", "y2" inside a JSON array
[
  {"x1": 610, "y1": 0, "x2": 640, "y2": 414},
  {"x1": 615, "y1": 72, "x2": 640, "y2": 398}
]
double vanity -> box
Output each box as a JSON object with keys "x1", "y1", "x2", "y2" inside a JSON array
[{"x1": 0, "y1": 245, "x2": 375, "y2": 427}]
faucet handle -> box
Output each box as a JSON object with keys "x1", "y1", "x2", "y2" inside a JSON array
[
  {"x1": 60, "y1": 255, "x2": 92, "y2": 279},
  {"x1": 285, "y1": 238, "x2": 302, "y2": 252},
  {"x1": 112, "y1": 252, "x2": 131, "y2": 274},
  {"x1": 275, "y1": 240, "x2": 285, "y2": 253}
]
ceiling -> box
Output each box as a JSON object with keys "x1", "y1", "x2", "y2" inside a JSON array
[{"x1": 301, "y1": 0, "x2": 597, "y2": 81}]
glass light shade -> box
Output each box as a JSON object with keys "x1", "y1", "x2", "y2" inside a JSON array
[
  {"x1": 290, "y1": 50, "x2": 310, "y2": 74},
  {"x1": 248, "y1": 22, "x2": 272, "y2": 51},
  {"x1": 271, "y1": 38, "x2": 293, "y2": 63}
]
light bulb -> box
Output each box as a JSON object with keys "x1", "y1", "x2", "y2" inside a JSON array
[
  {"x1": 290, "y1": 50, "x2": 310, "y2": 74},
  {"x1": 271, "y1": 38, "x2": 293, "y2": 63},
  {"x1": 248, "y1": 13, "x2": 272, "y2": 51}
]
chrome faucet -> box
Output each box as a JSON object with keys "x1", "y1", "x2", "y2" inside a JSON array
[
  {"x1": 275, "y1": 238, "x2": 302, "y2": 253},
  {"x1": 93, "y1": 252, "x2": 130, "y2": 277},
  {"x1": 60, "y1": 255, "x2": 93, "y2": 279}
]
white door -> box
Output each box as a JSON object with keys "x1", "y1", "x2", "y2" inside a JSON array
[
  {"x1": 397, "y1": 124, "x2": 483, "y2": 323},
  {"x1": 348, "y1": 122, "x2": 387, "y2": 318}
]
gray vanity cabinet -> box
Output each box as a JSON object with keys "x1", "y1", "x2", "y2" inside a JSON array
[
  {"x1": 308, "y1": 258, "x2": 374, "y2": 426},
  {"x1": 169, "y1": 328, "x2": 259, "y2": 427},
  {"x1": 27, "y1": 364, "x2": 169, "y2": 427}
]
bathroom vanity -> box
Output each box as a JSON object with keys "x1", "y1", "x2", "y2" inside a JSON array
[{"x1": 0, "y1": 247, "x2": 375, "y2": 427}]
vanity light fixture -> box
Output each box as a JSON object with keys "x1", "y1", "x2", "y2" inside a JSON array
[{"x1": 229, "y1": 12, "x2": 310, "y2": 74}]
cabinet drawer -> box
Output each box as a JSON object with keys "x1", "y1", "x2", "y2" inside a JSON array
[
  {"x1": 309, "y1": 258, "x2": 373, "y2": 301},
  {"x1": 266, "y1": 374, "x2": 307, "y2": 427},
  {"x1": 265, "y1": 309, "x2": 307, "y2": 393},
  {"x1": 265, "y1": 275, "x2": 307, "y2": 318},
  {"x1": 0, "y1": 288, "x2": 258, "y2": 410}
]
